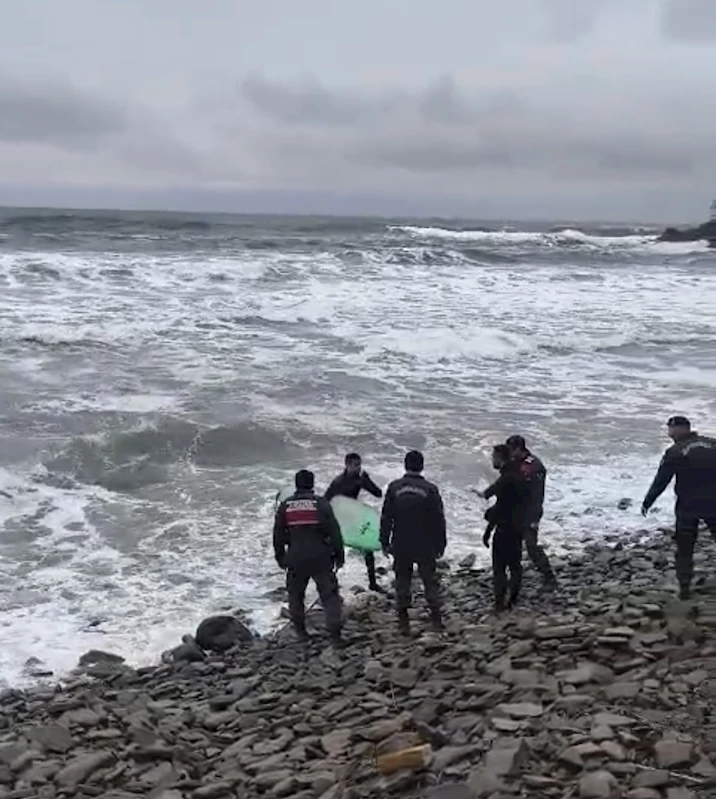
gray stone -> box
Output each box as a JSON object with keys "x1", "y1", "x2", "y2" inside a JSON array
[
  {"x1": 601, "y1": 741, "x2": 626, "y2": 761},
  {"x1": 559, "y1": 662, "x2": 615, "y2": 685},
  {"x1": 56, "y1": 751, "x2": 114, "y2": 787},
  {"x1": 270, "y1": 777, "x2": 298, "y2": 798},
  {"x1": 594, "y1": 712, "x2": 637, "y2": 727},
  {"x1": 604, "y1": 683, "x2": 641, "y2": 701},
  {"x1": 496, "y1": 702, "x2": 543, "y2": 719},
  {"x1": 26, "y1": 725, "x2": 73, "y2": 754},
  {"x1": 321, "y1": 729, "x2": 352, "y2": 756},
  {"x1": 666, "y1": 789, "x2": 695, "y2": 799},
  {"x1": 424, "y1": 785, "x2": 474, "y2": 799},
  {"x1": 59, "y1": 707, "x2": 102, "y2": 727},
  {"x1": 195, "y1": 614, "x2": 253, "y2": 652},
  {"x1": 360, "y1": 717, "x2": 405, "y2": 742},
  {"x1": 632, "y1": 770, "x2": 671, "y2": 788},
  {"x1": 363, "y1": 660, "x2": 384, "y2": 682},
  {"x1": 484, "y1": 739, "x2": 530, "y2": 777},
  {"x1": 654, "y1": 740, "x2": 694, "y2": 769},
  {"x1": 254, "y1": 770, "x2": 294, "y2": 790},
  {"x1": 579, "y1": 770, "x2": 619, "y2": 798},
  {"x1": 626, "y1": 790, "x2": 662, "y2": 799},
  {"x1": 591, "y1": 725, "x2": 614, "y2": 741},
  {"x1": 467, "y1": 766, "x2": 504, "y2": 798}
]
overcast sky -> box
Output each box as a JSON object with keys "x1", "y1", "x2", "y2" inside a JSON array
[{"x1": 1, "y1": 0, "x2": 715, "y2": 221}]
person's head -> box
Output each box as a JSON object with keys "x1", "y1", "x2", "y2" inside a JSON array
[
  {"x1": 404, "y1": 450, "x2": 424, "y2": 474},
  {"x1": 506, "y1": 435, "x2": 527, "y2": 458},
  {"x1": 667, "y1": 416, "x2": 692, "y2": 442},
  {"x1": 345, "y1": 452, "x2": 362, "y2": 476},
  {"x1": 492, "y1": 444, "x2": 511, "y2": 470},
  {"x1": 294, "y1": 469, "x2": 315, "y2": 491}
]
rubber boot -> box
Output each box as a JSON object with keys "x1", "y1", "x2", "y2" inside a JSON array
[
  {"x1": 429, "y1": 608, "x2": 444, "y2": 632},
  {"x1": 679, "y1": 583, "x2": 692, "y2": 601},
  {"x1": 329, "y1": 629, "x2": 345, "y2": 649},
  {"x1": 398, "y1": 610, "x2": 411, "y2": 637},
  {"x1": 294, "y1": 623, "x2": 310, "y2": 642}
]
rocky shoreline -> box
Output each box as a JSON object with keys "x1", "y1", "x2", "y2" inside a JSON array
[{"x1": 2, "y1": 527, "x2": 716, "y2": 799}]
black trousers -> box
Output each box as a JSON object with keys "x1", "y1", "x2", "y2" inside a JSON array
[
  {"x1": 523, "y1": 523, "x2": 555, "y2": 581},
  {"x1": 493, "y1": 527, "x2": 523, "y2": 609},
  {"x1": 364, "y1": 551, "x2": 378, "y2": 586},
  {"x1": 394, "y1": 556, "x2": 441, "y2": 614},
  {"x1": 286, "y1": 565, "x2": 342, "y2": 633},
  {"x1": 674, "y1": 515, "x2": 716, "y2": 590}
]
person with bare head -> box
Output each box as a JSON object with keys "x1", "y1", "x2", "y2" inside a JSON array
[{"x1": 642, "y1": 416, "x2": 716, "y2": 599}]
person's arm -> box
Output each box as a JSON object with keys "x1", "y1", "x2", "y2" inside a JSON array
[
  {"x1": 379, "y1": 485, "x2": 395, "y2": 553},
  {"x1": 361, "y1": 471, "x2": 383, "y2": 499},
  {"x1": 319, "y1": 498, "x2": 344, "y2": 568},
  {"x1": 482, "y1": 473, "x2": 506, "y2": 501},
  {"x1": 323, "y1": 477, "x2": 339, "y2": 503},
  {"x1": 430, "y1": 486, "x2": 447, "y2": 558},
  {"x1": 642, "y1": 449, "x2": 678, "y2": 512},
  {"x1": 272, "y1": 503, "x2": 288, "y2": 567}
]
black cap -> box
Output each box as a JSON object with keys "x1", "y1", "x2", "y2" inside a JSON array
[
  {"x1": 667, "y1": 416, "x2": 691, "y2": 428},
  {"x1": 294, "y1": 469, "x2": 315, "y2": 490}
]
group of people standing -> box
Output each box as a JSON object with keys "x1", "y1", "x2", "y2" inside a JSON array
[
  {"x1": 272, "y1": 436, "x2": 555, "y2": 644},
  {"x1": 272, "y1": 415, "x2": 716, "y2": 645}
]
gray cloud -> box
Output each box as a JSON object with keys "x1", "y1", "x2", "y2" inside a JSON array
[
  {"x1": 1, "y1": 0, "x2": 716, "y2": 220},
  {"x1": 661, "y1": 0, "x2": 716, "y2": 41},
  {"x1": 0, "y1": 74, "x2": 126, "y2": 148}
]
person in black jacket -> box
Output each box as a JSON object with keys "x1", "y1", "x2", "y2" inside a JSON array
[
  {"x1": 506, "y1": 435, "x2": 557, "y2": 590},
  {"x1": 380, "y1": 450, "x2": 446, "y2": 635},
  {"x1": 273, "y1": 469, "x2": 345, "y2": 643},
  {"x1": 324, "y1": 453, "x2": 385, "y2": 592},
  {"x1": 641, "y1": 416, "x2": 716, "y2": 599},
  {"x1": 482, "y1": 444, "x2": 529, "y2": 612}
]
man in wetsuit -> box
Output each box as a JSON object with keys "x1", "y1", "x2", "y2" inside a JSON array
[
  {"x1": 273, "y1": 469, "x2": 345, "y2": 644},
  {"x1": 641, "y1": 416, "x2": 716, "y2": 599},
  {"x1": 324, "y1": 453, "x2": 385, "y2": 592},
  {"x1": 380, "y1": 450, "x2": 446, "y2": 636},
  {"x1": 505, "y1": 435, "x2": 557, "y2": 590},
  {"x1": 483, "y1": 444, "x2": 529, "y2": 612}
]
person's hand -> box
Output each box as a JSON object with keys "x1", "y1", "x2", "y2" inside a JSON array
[
  {"x1": 382, "y1": 544, "x2": 393, "y2": 558},
  {"x1": 641, "y1": 504, "x2": 649, "y2": 518},
  {"x1": 334, "y1": 555, "x2": 345, "y2": 571},
  {"x1": 276, "y1": 557, "x2": 287, "y2": 571},
  {"x1": 483, "y1": 530, "x2": 491, "y2": 548},
  {"x1": 436, "y1": 548, "x2": 445, "y2": 560}
]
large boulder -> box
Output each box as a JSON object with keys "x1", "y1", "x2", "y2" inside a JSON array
[
  {"x1": 195, "y1": 615, "x2": 254, "y2": 652},
  {"x1": 658, "y1": 219, "x2": 716, "y2": 245}
]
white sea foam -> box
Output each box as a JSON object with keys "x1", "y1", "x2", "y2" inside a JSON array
[{"x1": 1, "y1": 219, "x2": 715, "y2": 686}]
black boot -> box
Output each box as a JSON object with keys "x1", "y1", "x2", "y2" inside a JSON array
[
  {"x1": 329, "y1": 628, "x2": 345, "y2": 649},
  {"x1": 679, "y1": 584, "x2": 692, "y2": 601},
  {"x1": 294, "y1": 623, "x2": 310, "y2": 642},
  {"x1": 429, "y1": 608, "x2": 444, "y2": 632},
  {"x1": 398, "y1": 610, "x2": 411, "y2": 636}
]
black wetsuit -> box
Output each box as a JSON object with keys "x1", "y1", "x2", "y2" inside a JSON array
[
  {"x1": 380, "y1": 473, "x2": 446, "y2": 620},
  {"x1": 484, "y1": 463, "x2": 528, "y2": 610},
  {"x1": 273, "y1": 489, "x2": 344, "y2": 634},
  {"x1": 643, "y1": 433, "x2": 716, "y2": 592},
  {"x1": 324, "y1": 470, "x2": 383, "y2": 589}
]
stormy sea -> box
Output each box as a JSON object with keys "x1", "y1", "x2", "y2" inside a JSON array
[{"x1": 0, "y1": 207, "x2": 714, "y2": 686}]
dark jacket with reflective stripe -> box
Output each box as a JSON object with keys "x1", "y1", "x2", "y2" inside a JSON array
[
  {"x1": 380, "y1": 473, "x2": 446, "y2": 560},
  {"x1": 273, "y1": 489, "x2": 344, "y2": 569},
  {"x1": 643, "y1": 433, "x2": 716, "y2": 516}
]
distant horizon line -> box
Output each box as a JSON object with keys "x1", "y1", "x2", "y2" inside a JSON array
[{"x1": 0, "y1": 202, "x2": 673, "y2": 229}]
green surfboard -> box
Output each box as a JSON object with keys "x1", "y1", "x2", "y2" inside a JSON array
[
  {"x1": 330, "y1": 496, "x2": 382, "y2": 553},
  {"x1": 273, "y1": 487, "x2": 381, "y2": 553}
]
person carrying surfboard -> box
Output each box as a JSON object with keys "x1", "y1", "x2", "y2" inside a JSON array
[
  {"x1": 379, "y1": 450, "x2": 446, "y2": 636},
  {"x1": 273, "y1": 469, "x2": 345, "y2": 645},
  {"x1": 324, "y1": 453, "x2": 386, "y2": 592}
]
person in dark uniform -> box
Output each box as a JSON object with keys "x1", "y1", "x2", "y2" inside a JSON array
[
  {"x1": 380, "y1": 450, "x2": 446, "y2": 636},
  {"x1": 505, "y1": 435, "x2": 557, "y2": 590},
  {"x1": 641, "y1": 416, "x2": 716, "y2": 599},
  {"x1": 324, "y1": 453, "x2": 385, "y2": 592},
  {"x1": 482, "y1": 444, "x2": 529, "y2": 612},
  {"x1": 273, "y1": 469, "x2": 345, "y2": 644}
]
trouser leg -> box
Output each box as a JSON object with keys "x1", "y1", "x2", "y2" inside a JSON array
[
  {"x1": 365, "y1": 551, "x2": 379, "y2": 589},
  {"x1": 394, "y1": 558, "x2": 414, "y2": 611},
  {"x1": 675, "y1": 516, "x2": 699, "y2": 594},
  {"x1": 492, "y1": 532, "x2": 509, "y2": 610},
  {"x1": 523, "y1": 524, "x2": 555, "y2": 583},
  {"x1": 507, "y1": 532, "x2": 523, "y2": 607},
  {"x1": 313, "y1": 569, "x2": 342, "y2": 634},
  {"x1": 286, "y1": 568, "x2": 311, "y2": 631},
  {"x1": 417, "y1": 557, "x2": 442, "y2": 623}
]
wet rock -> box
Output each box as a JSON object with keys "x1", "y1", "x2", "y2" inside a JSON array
[
  {"x1": 56, "y1": 750, "x2": 114, "y2": 787},
  {"x1": 26, "y1": 725, "x2": 73, "y2": 754},
  {"x1": 626, "y1": 790, "x2": 662, "y2": 799},
  {"x1": 467, "y1": 766, "x2": 504, "y2": 798},
  {"x1": 484, "y1": 738, "x2": 530, "y2": 777},
  {"x1": 78, "y1": 649, "x2": 125, "y2": 667},
  {"x1": 459, "y1": 554, "x2": 477, "y2": 569},
  {"x1": 192, "y1": 783, "x2": 234, "y2": 798},
  {"x1": 496, "y1": 702, "x2": 543, "y2": 719},
  {"x1": 632, "y1": 770, "x2": 671, "y2": 788},
  {"x1": 424, "y1": 785, "x2": 474, "y2": 799},
  {"x1": 195, "y1": 615, "x2": 254, "y2": 652},
  {"x1": 321, "y1": 729, "x2": 352, "y2": 756},
  {"x1": 579, "y1": 769, "x2": 620, "y2": 798},
  {"x1": 653, "y1": 739, "x2": 694, "y2": 768}
]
